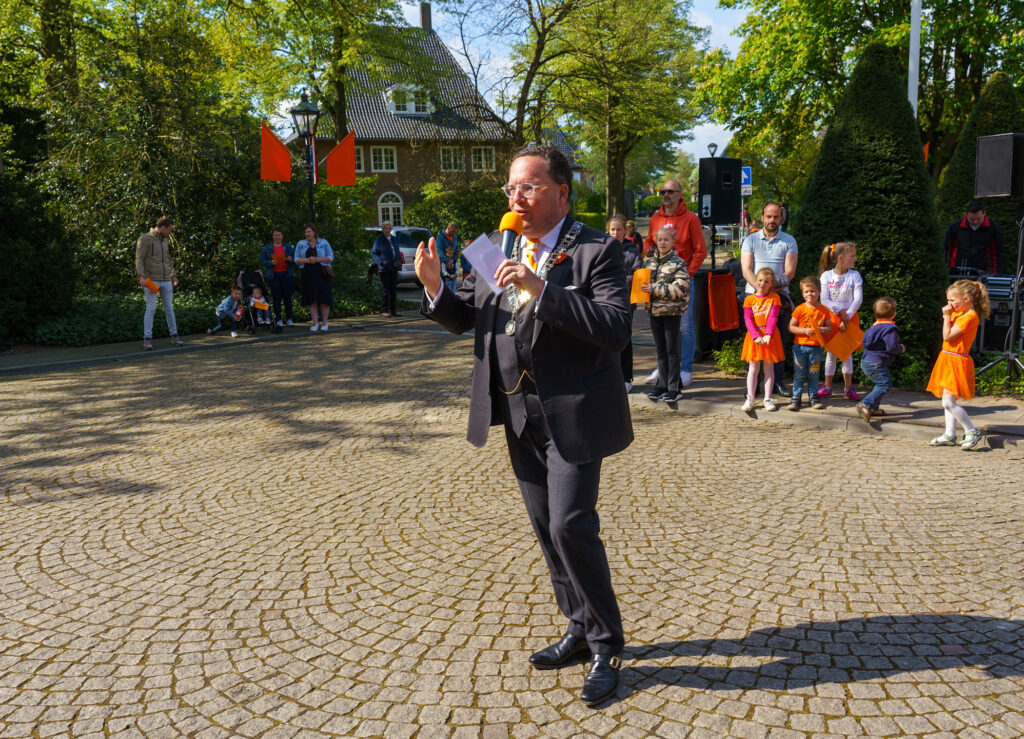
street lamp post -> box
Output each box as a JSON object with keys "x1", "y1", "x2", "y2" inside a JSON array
[{"x1": 290, "y1": 91, "x2": 322, "y2": 225}]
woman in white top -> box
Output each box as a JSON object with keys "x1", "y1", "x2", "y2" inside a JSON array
[{"x1": 818, "y1": 241, "x2": 863, "y2": 400}]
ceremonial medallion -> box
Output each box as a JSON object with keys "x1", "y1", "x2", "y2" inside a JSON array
[{"x1": 505, "y1": 320, "x2": 516, "y2": 336}]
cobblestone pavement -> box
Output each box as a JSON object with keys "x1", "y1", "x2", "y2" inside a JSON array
[{"x1": 2, "y1": 326, "x2": 1023, "y2": 738}]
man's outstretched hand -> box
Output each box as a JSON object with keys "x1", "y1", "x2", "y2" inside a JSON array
[{"x1": 416, "y1": 236, "x2": 442, "y2": 299}]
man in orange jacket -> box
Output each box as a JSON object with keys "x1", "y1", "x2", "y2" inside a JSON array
[{"x1": 643, "y1": 179, "x2": 707, "y2": 387}]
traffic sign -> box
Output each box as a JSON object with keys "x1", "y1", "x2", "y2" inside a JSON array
[{"x1": 741, "y1": 166, "x2": 752, "y2": 196}]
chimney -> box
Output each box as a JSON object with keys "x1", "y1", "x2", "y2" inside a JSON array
[{"x1": 420, "y1": 2, "x2": 432, "y2": 32}]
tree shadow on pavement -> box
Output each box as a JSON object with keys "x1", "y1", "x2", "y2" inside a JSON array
[{"x1": 612, "y1": 614, "x2": 1024, "y2": 702}]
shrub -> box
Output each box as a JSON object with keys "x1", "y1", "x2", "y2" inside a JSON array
[
  {"x1": 793, "y1": 43, "x2": 947, "y2": 387},
  {"x1": 405, "y1": 181, "x2": 508, "y2": 240},
  {"x1": 936, "y1": 71, "x2": 1024, "y2": 255},
  {"x1": 641, "y1": 194, "x2": 661, "y2": 213},
  {"x1": 0, "y1": 169, "x2": 74, "y2": 349},
  {"x1": 575, "y1": 212, "x2": 607, "y2": 231},
  {"x1": 712, "y1": 338, "x2": 746, "y2": 376}
]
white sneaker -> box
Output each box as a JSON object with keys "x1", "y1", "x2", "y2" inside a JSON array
[
  {"x1": 680, "y1": 370, "x2": 693, "y2": 387},
  {"x1": 276, "y1": 320, "x2": 284, "y2": 327},
  {"x1": 643, "y1": 369, "x2": 660, "y2": 384},
  {"x1": 286, "y1": 319, "x2": 294, "y2": 326},
  {"x1": 230, "y1": 331, "x2": 238, "y2": 338},
  {"x1": 310, "y1": 324, "x2": 320, "y2": 332},
  {"x1": 319, "y1": 323, "x2": 329, "y2": 331},
  {"x1": 763, "y1": 398, "x2": 777, "y2": 411},
  {"x1": 741, "y1": 396, "x2": 754, "y2": 412},
  {"x1": 624, "y1": 382, "x2": 632, "y2": 393}
]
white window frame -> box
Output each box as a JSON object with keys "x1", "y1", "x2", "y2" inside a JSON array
[
  {"x1": 384, "y1": 84, "x2": 433, "y2": 116},
  {"x1": 471, "y1": 146, "x2": 495, "y2": 172},
  {"x1": 378, "y1": 192, "x2": 404, "y2": 226},
  {"x1": 371, "y1": 146, "x2": 397, "y2": 173},
  {"x1": 440, "y1": 146, "x2": 465, "y2": 172},
  {"x1": 354, "y1": 147, "x2": 364, "y2": 173}
]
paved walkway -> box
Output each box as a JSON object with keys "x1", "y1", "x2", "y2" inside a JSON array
[{"x1": 2, "y1": 318, "x2": 1024, "y2": 737}]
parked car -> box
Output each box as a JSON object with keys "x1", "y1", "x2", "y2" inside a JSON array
[{"x1": 365, "y1": 226, "x2": 433, "y2": 287}]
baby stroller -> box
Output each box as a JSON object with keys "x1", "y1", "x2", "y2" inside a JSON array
[{"x1": 237, "y1": 269, "x2": 281, "y2": 335}]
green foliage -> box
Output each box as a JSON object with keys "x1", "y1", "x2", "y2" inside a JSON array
[
  {"x1": 640, "y1": 194, "x2": 662, "y2": 213},
  {"x1": 0, "y1": 168, "x2": 74, "y2": 349},
  {"x1": 726, "y1": 133, "x2": 819, "y2": 210},
  {"x1": 527, "y1": 0, "x2": 706, "y2": 216},
  {"x1": 405, "y1": 181, "x2": 508, "y2": 240},
  {"x1": 697, "y1": 0, "x2": 1024, "y2": 176},
  {"x1": 583, "y1": 190, "x2": 604, "y2": 212},
  {"x1": 574, "y1": 212, "x2": 607, "y2": 231},
  {"x1": 974, "y1": 352, "x2": 1024, "y2": 397},
  {"x1": 712, "y1": 338, "x2": 746, "y2": 376},
  {"x1": 794, "y1": 44, "x2": 946, "y2": 372},
  {"x1": 936, "y1": 72, "x2": 1024, "y2": 244}
]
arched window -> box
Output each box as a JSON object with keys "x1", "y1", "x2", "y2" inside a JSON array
[{"x1": 378, "y1": 192, "x2": 403, "y2": 226}]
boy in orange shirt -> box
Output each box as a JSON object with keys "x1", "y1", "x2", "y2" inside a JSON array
[{"x1": 788, "y1": 276, "x2": 833, "y2": 410}]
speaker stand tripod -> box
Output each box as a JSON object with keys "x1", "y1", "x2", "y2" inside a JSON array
[{"x1": 975, "y1": 202, "x2": 1024, "y2": 386}]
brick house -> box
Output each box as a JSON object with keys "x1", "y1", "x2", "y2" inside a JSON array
[{"x1": 319, "y1": 3, "x2": 514, "y2": 227}]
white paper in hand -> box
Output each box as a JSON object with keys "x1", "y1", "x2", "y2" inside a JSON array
[{"x1": 462, "y1": 233, "x2": 505, "y2": 295}]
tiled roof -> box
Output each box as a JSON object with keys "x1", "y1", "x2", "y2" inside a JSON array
[
  {"x1": 541, "y1": 128, "x2": 583, "y2": 169},
  {"x1": 329, "y1": 28, "x2": 511, "y2": 143}
]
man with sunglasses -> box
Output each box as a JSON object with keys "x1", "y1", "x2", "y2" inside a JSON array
[
  {"x1": 643, "y1": 180, "x2": 706, "y2": 388},
  {"x1": 415, "y1": 144, "x2": 632, "y2": 707}
]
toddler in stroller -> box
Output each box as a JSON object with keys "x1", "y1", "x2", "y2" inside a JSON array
[{"x1": 237, "y1": 269, "x2": 281, "y2": 334}]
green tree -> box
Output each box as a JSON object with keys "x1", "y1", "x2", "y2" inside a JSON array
[
  {"x1": 405, "y1": 181, "x2": 507, "y2": 241},
  {"x1": 532, "y1": 0, "x2": 705, "y2": 216},
  {"x1": 936, "y1": 71, "x2": 1024, "y2": 249},
  {"x1": 726, "y1": 132, "x2": 819, "y2": 211},
  {"x1": 794, "y1": 43, "x2": 946, "y2": 386},
  {"x1": 697, "y1": 0, "x2": 1024, "y2": 177}
]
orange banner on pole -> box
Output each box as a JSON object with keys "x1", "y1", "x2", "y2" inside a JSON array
[
  {"x1": 260, "y1": 122, "x2": 292, "y2": 182},
  {"x1": 324, "y1": 130, "x2": 357, "y2": 186},
  {"x1": 922, "y1": 141, "x2": 930, "y2": 162}
]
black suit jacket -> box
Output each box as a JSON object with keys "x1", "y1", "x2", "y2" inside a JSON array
[{"x1": 423, "y1": 220, "x2": 634, "y2": 465}]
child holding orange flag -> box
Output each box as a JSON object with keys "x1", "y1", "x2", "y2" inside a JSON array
[{"x1": 818, "y1": 241, "x2": 864, "y2": 400}]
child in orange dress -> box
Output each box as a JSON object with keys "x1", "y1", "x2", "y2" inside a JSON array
[
  {"x1": 926, "y1": 279, "x2": 990, "y2": 449},
  {"x1": 741, "y1": 267, "x2": 785, "y2": 412}
]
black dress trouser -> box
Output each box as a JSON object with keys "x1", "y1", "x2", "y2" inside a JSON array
[
  {"x1": 503, "y1": 390, "x2": 624, "y2": 655},
  {"x1": 381, "y1": 270, "x2": 398, "y2": 313}
]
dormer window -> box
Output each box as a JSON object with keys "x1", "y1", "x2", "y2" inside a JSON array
[{"x1": 385, "y1": 84, "x2": 432, "y2": 116}]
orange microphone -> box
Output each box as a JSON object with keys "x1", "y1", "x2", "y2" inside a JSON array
[{"x1": 499, "y1": 211, "x2": 524, "y2": 258}]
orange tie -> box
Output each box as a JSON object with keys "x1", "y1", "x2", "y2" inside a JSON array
[
  {"x1": 523, "y1": 240, "x2": 538, "y2": 272},
  {"x1": 521, "y1": 240, "x2": 538, "y2": 301}
]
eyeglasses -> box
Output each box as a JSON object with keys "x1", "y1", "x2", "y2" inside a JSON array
[
  {"x1": 659, "y1": 189, "x2": 679, "y2": 195},
  {"x1": 501, "y1": 183, "x2": 554, "y2": 199}
]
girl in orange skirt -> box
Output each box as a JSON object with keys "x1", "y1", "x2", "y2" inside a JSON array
[
  {"x1": 926, "y1": 279, "x2": 990, "y2": 449},
  {"x1": 741, "y1": 267, "x2": 785, "y2": 412}
]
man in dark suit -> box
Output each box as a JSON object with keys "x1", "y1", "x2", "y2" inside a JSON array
[{"x1": 415, "y1": 145, "x2": 632, "y2": 706}]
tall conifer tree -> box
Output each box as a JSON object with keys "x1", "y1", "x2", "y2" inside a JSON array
[
  {"x1": 936, "y1": 71, "x2": 1024, "y2": 251},
  {"x1": 795, "y1": 43, "x2": 946, "y2": 383}
]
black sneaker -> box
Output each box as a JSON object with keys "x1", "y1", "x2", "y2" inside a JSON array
[
  {"x1": 647, "y1": 390, "x2": 665, "y2": 401},
  {"x1": 663, "y1": 392, "x2": 684, "y2": 403}
]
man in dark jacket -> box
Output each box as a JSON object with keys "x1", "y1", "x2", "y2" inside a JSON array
[
  {"x1": 943, "y1": 201, "x2": 1005, "y2": 275},
  {"x1": 416, "y1": 145, "x2": 631, "y2": 706},
  {"x1": 372, "y1": 222, "x2": 403, "y2": 316}
]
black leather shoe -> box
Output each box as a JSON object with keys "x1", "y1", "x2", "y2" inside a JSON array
[
  {"x1": 581, "y1": 654, "x2": 621, "y2": 706},
  {"x1": 529, "y1": 634, "x2": 591, "y2": 670}
]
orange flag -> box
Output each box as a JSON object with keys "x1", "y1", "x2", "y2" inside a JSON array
[
  {"x1": 260, "y1": 122, "x2": 292, "y2": 182},
  {"x1": 324, "y1": 130, "x2": 357, "y2": 186},
  {"x1": 922, "y1": 141, "x2": 930, "y2": 162}
]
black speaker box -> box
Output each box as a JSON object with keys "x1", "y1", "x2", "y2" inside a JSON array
[
  {"x1": 698, "y1": 157, "x2": 742, "y2": 224},
  {"x1": 975, "y1": 132, "x2": 1024, "y2": 198}
]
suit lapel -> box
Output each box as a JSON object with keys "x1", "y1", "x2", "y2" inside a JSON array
[{"x1": 531, "y1": 218, "x2": 577, "y2": 349}]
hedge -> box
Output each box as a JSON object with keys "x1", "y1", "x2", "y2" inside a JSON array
[{"x1": 794, "y1": 43, "x2": 947, "y2": 389}]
